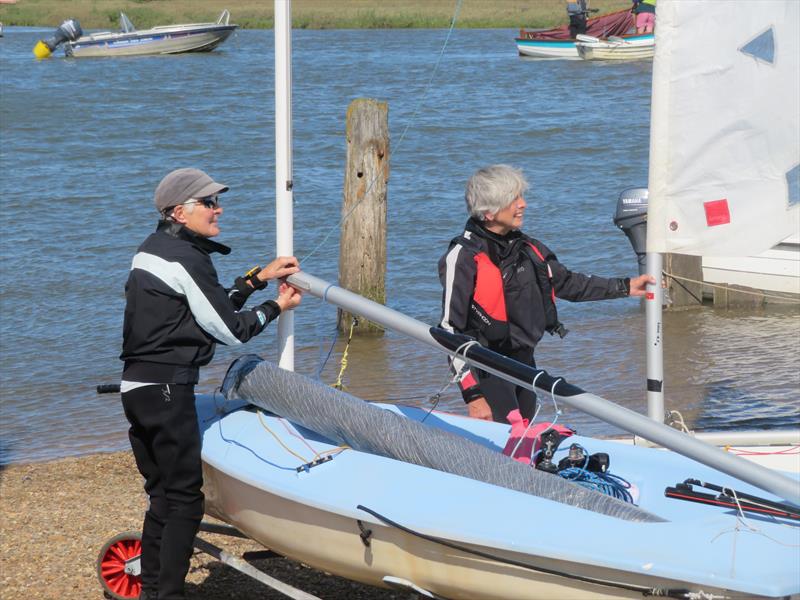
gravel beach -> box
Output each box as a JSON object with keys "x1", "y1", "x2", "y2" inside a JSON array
[{"x1": 0, "y1": 451, "x2": 419, "y2": 599}]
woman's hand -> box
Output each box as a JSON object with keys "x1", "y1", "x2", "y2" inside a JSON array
[
  {"x1": 275, "y1": 282, "x2": 303, "y2": 312},
  {"x1": 258, "y1": 256, "x2": 300, "y2": 282},
  {"x1": 628, "y1": 273, "x2": 657, "y2": 297},
  {"x1": 467, "y1": 396, "x2": 493, "y2": 421}
]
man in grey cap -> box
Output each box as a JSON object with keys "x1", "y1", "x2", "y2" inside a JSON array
[{"x1": 120, "y1": 168, "x2": 302, "y2": 600}]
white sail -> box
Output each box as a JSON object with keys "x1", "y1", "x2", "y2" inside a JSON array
[{"x1": 647, "y1": 0, "x2": 799, "y2": 256}]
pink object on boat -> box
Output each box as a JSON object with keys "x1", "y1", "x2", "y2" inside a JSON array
[
  {"x1": 502, "y1": 409, "x2": 534, "y2": 464},
  {"x1": 503, "y1": 410, "x2": 575, "y2": 465}
]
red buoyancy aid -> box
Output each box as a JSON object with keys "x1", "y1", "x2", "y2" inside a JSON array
[
  {"x1": 473, "y1": 252, "x2": 508, "y2": 321},
  {"x1": 451, "y1": 234, "x2": 568, "y2": 346}
]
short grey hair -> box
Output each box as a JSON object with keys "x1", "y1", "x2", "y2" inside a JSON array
[
  {"x1": 164, "y1": 199, "x2": 197, "y2": 221},
  {"x1": 464, "y1": 165, "x2": 528, "y2": 220}
]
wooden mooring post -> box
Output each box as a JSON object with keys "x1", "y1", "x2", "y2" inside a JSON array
[{"x1": 338, "y1": 98, "x2": 389, "y2": 334}]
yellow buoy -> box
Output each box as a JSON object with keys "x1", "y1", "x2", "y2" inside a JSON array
[{"x1": 33, "y1": 40, "x2": 53, "y2": 59}]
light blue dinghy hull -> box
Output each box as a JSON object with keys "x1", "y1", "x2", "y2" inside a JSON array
[{"x1": 198, "y1": 366, "x2": 800, "y2": 599}]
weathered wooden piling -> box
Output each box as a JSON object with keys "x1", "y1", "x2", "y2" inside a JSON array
[{"x1": 338, "y1": 98, "x2": 389, "y2": 334}]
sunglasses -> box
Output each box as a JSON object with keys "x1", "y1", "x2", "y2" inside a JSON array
[{"x1": 184, "y1": 195, "x2": 220, "y2": 209}]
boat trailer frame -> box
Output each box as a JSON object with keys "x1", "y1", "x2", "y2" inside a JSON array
[
  {"x1": 97, "y1": 521, "x2": 321, "y2": 600},
  {"x1": 97, "y1": 521, "x2": 443, "y2": 600}
]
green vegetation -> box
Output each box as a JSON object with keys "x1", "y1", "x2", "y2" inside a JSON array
[{"x1": 0, "y1": 0, "x2": 631, "y2": 30}]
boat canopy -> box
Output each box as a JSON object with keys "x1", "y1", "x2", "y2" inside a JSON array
[{"x1": 519, "y1": 9, "x2": 632, "y2": 41}]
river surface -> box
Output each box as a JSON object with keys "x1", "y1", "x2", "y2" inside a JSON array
[{"x1": 1, "y1": 27, "x2": 798, "y2": 464}]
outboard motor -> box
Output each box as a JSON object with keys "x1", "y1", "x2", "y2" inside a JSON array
[
  {"x1": 613, "y1": 187, "x2": 648, "y2": 275},
  {"x1": 33, "y1": 19, "x2": 82, "y2": 58}
]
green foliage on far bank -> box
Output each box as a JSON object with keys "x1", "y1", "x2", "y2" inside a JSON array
[{"x1": 0, "y1": 0, "x2": 631, "y2": 30}]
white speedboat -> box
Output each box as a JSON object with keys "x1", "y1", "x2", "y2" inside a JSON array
[
  {"x1": 51, "y1": 10, "x2": 237, "y2": 58},
  {"x1": 575, "y1": 33, "x2": 654, "y2": 60}
]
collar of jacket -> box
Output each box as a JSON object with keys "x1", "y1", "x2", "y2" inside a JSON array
[
  {"x1": 156, "y1": 220, "x2": 232, "y2": 255},
  {"x1": 464, "y1": 217, "x2": 526, "y2": 261},
  {"x1": 464, "y1": 217, "x2": 523, "y2": 244}
]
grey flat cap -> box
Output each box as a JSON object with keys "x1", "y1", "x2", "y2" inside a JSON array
[{"x1": 154, "y1": 168, "x2": 229, "y2": 213}]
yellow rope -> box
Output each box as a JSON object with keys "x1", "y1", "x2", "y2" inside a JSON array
[
  {"x1": 664, "y1": 271, "x2": 800, "y2": 303},
  {"x1": 333, "y1": 317, "x2": 357, "y2": 390},
  {"x1": 257, "y1": 409, "x2": 350, "y2": 463},
  {"x1": 257, "y1": 409, "x2": 311, "y2": 463}
]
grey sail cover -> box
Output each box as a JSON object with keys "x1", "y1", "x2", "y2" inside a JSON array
[{"x1": 224, "y1": 356, "x2": 664, "y2": 523}]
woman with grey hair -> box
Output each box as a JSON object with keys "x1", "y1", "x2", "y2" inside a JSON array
[{"x1": 438, "y1": 165, "x2": 652, "y2": 423}]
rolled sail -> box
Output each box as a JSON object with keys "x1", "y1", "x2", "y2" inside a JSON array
[{"x1": 224, "y1": 356, "x2": 664, "y2": 523}]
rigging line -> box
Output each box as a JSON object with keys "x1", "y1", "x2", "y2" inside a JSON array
[
  {"x1": 510, "y1": 370, "x2": 546, "y2": 457},
  {"x1": 333, "y1": 317, "x2": 358, "y2": 390},
  {"x1": 277, "y1": 417, "x2": 350, "y2": 460},
  {"x1": 300, "y1": 0, "x2": 465, "y2": 263},
  {"x1": 420, "y1": 338, "x2": 477, "y2": 423},
  {"x1": 315, "y1": 302, "x2": 339, "y2": 379},
  {"x1": 518, "y1": 378, "x2": 565, "y2": 462},
  {"x1": 420, "y1": 368, "x2": 456, "y2": 423},
  {"x1": 664, "y1": 271, "x2": 800, "y2": 303},
  {"x1": 728, "y1": 445, "x2": 800, "y2": 456},
  {"x1": 663, "y1": 270, "x2": 704, "y2": 305},
  {"x1": 256, "y1": 409, "x2": 311, "y2": 464}
]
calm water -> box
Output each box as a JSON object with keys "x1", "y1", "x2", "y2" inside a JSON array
[{"x1": 1, "y1": 28, "x2": 798, "y2": 464}]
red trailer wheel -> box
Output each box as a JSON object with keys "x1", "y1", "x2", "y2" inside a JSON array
[{"x1": 96, "y1": 531, "x2": 142, "y2": 600}]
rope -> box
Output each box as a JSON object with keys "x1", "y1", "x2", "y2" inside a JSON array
[
  {"x1": 726, "y1": 445, "x2": 800, "y2": 456},
  {"x1": 510, "y1": 370, "x2": 546, "y2": 458},
  {"x1": 257, "y1": 410, "x2": 349, "y2": 466},
  {"x1": 332, "y1": 317, "x2": 358, "y2": 390},
  {"x1": 257, "y1": 410, "x2": 312, "y2": 464},
  {"x1": 665, "y1": 410, "x2": 691, "y2": 433},
  {"x1": 314, "y1": 300, "x2": 339, "y2": 380},
  {"x1": 557, "y1": 444, "x2": 635, "y2": 503},
  {"x1": 664, "y1": 271, "x2": 800, "y2": 303},
  {"x1": 277, "y1": 417, "x2": 349, "y2": 460},
  {"x1": 300, "y1": 0, "x2": 464, "y2": 263}
]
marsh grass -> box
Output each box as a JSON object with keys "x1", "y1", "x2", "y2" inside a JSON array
[{"x1": 1, "y1": 0, "x2": 631, "y2": 30}]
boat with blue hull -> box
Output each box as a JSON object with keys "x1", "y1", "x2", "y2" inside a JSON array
[{"x1": 198, "y1": 356, "x2": 799, "y2": 600}]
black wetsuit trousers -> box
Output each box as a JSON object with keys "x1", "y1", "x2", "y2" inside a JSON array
[
  {"x1": 477, "y1": 350, "x2": 538, "y2": 424},
  {"x1": 122, "y1": 384, "x2": 204, "y2": 600}
]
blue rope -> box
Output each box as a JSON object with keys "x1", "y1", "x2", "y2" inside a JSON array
[{"x1": 557, "y1": 444, "x2": 635, "y2": 503}]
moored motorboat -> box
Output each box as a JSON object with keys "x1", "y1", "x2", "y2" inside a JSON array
[
  {"x1": 515, "y1": 9, "x2": 633, "y2": 59},
  {"x1": 575, "y1": 33, "x2": 655, "y2": 61},
  {"x1": 33, "y1": 10, "x2": 237, "y2": 58},
  {"x1": 67, "y1": 11, "x2": 237, "y2": 58}
]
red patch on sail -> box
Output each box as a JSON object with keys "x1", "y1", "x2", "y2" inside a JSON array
[{"x1": 704, "y1": 199, "x2": 730, "y2": 227}]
